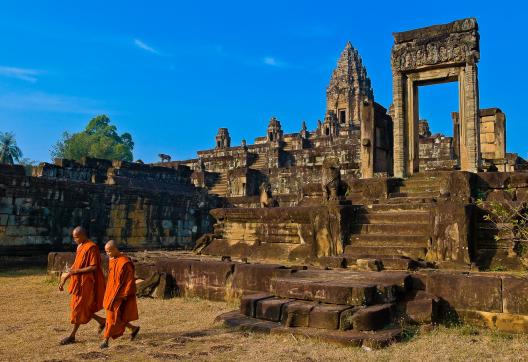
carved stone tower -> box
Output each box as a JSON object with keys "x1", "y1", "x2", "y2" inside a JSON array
[
  {"x1": 321, "y1": 111, "x2": 340, "y2": 137},
  {"x1": 326, "y1": 41, "x2": 374, "y2": 130},
  {"x1": 215, "y1": 128, "x2": 231, "y2": 149},
  {"x1": 267, "y1": 117, "x2": 283, "y2": 143}
]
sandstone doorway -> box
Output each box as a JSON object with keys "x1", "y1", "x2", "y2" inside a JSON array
[{"x1": 391, "y1": 18, "x2": 480, "y2": 177}]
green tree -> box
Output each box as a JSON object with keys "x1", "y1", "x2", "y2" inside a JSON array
[
  {"x1": 51, "y1": 115, "x2": 134, "y2": 162},
  {"x1": 0, "y1": 131, "x2": 23, "y2": 165}
]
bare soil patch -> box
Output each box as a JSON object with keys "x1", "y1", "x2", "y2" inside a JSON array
[{"x1": 1, "y1": 268, "x2": 528, "y2": 361}]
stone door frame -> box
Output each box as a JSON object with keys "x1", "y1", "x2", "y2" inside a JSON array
[{"x1": 391, "y1": 18, "x2": 481, "y2": 178}]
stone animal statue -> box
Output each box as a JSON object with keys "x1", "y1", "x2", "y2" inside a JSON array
[
  {"x1": 193, "y1": 233, "x2": 214, "y2": 254},
  {"x1": 322, "y1": 160, "x2": 344, "y2": 201},
  {"x1": 259, "y1": 182, "x2": 278, "y2": 208},
  {"x1": 158, "y1": 153, "x2": 171, "y2": 163}
]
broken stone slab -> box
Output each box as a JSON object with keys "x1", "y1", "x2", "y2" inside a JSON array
[
  {"x1": 136, "y1": 272, "x2": 161, "y2": 297},
  {"x1": 153, "y1": 272, "x2": 174, "y2": 299}
]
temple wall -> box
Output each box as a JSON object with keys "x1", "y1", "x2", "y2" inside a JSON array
[{"x1": 0, "y1": 161, "x2": 216, "y2": 255}]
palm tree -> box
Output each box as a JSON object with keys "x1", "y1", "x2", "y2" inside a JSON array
[{"x1": 0, "y1": 132, "x2": 23, "y2": 165}]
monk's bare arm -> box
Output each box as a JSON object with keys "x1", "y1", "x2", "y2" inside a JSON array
[
  {"x1": 70, "y1": 265, "x2": 97, "y2": 274},
  {"x1": 58, "y1": 265, "x2": 97, "y2": 291}
]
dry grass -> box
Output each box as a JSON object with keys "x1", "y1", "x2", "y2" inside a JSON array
[{"x1": 1, "y1": 269, "x2": 528, "y2": 362}]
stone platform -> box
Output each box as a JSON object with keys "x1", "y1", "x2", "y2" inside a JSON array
[{"x1": 48, "y1": 251, "x2": 528, "y2": 338}]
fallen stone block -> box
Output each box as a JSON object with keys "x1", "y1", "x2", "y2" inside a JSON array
[
  {"x1": 403, "y1": 291, "x2": 439, "y2": 324},
  {"x1": 256, "y1": 297, "x2": 292, "y2": 322},
  {"x1": 339, "y1": 306, "x2": 363, "y2": 331},
  {"x1": 153, "y1": 272, "x2": 174, "y2": 299},
  {"x1": 356, "y1": 258, "x2": 382, "y2": 271},
  {"x1": 318, "y1": 256, "x2": 347, "y2": 269},
  {"x1": 240, "y1": 293, "x2": 273, "y2": 317},
  {"x1": 351, "y1": 304, "x2": 394, "y2": 331},
  {"x1": 309, "y1": 304, "x2": 352, "y2": 330},
  {"x1": 281, "y1": 301, "x2": 316, "y2": 327}
]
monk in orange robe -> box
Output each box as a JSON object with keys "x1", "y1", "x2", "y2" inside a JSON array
[
  {"x1": 100, "y1": 240, "x2": 140, "y2": 349},
  {"x1": 58, "y1": 226, "x2": 106, "y2": 345}
]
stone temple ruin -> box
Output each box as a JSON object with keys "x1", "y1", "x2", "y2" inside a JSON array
[{"x1": 5, "y1": 18, "x2": 528, "y2": 347}]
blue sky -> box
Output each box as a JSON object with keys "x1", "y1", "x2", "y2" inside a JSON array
[{"x1": 1, "y1": 0, "x2": 526, "y2": 163}]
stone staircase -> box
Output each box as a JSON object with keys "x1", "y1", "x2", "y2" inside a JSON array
[
  {"x1": 342, "y1": 173, "x2": 446, "y2": 268},
  {"x1": 250, "y1": 154, "x2": 267, "y2": 170},
  {"x1": 208, "y1": 172, "x2": 228, "y2": 196},
  {"x1": 217, "y1": 269, "x2": 438, "y2": 348}
]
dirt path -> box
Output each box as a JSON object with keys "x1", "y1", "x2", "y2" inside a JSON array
[{"x1": 0, "y1": 269, "x2": 527, "y2": 361}]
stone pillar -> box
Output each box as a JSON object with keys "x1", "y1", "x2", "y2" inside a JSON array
[
  {"x1": 451, "y1": 112, "x2": 460, "y2": 165},
  {"x1": 392, "y1": 72, "x2": 406, "y2": 178},
  {"x1": 460, "y1": 63, "x2": 481, "y2": 172},
  {"x1": 360, "y1": 98, "x2": 374, "y2": 179},
  {"x1": 406, "y1": 77, "x2": 419, "y2": 175}
]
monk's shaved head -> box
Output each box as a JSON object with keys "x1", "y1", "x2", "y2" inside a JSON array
[
  {"x1": 105, "y1": 240, "x2": 121, "y2": 258},
  {"x1": 72, "y1": 226, "x2": 88, "y2": 245},
  {"x1": 72, "y1": 226, "x2": 87, "y2": 236}
]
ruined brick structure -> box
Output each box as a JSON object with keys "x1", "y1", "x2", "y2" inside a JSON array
[
  {"x1": 37, "y1": 17, "x2": 528, "y2": 340},
  {"x1": 0, "y1": 159, "x2": 217, "y2": 255}
]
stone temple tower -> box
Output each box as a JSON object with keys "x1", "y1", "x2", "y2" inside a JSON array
[
  {"x1": 215, "y1": 128, "x2": 231, "y2": 149},
  {"x1": 326, "y1": 41, "x2": 374, "y2": 130}
]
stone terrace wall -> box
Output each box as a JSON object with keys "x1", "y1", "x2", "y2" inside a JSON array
[
  {"x1": 48, "y1": 252, "x2": 528, "y2": 333},
  {"x1": 0, "y1": 161, "x2": 217, "y2": 256},
  {"x1": 473, "y1": 172, "x2": 528, "y2": 270}
]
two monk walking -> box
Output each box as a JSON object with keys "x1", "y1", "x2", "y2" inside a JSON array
[{"x1": 59, "y1": 226, "x2": 140, "y2": 348}]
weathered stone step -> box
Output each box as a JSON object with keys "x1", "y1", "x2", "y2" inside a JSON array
[
  {"x1": 349, "y1": 234, "x2": 428, "y2": 246},
  {"x1": 351, "y1": 223, "x2": 428, "y2": 235},
  {"x1": 384, "y1": 196, "x2": 437, "y2": 204},
  {"x1": 270, "y1": 278, "x2": 383, "y2": 306},
  {"x1": 366, "y1": 203, "x2": 431, "y2": 212},
  {"x1": 239, "y1": 294, "x2": 396, "y2": 331},
  {"x1": 344, "y1": 256, "x2": 420, "y2": 271},
  {"x1": 355, "y1": 211, "x2": 429, "y2": 224},
  {"x1": 389, "y1": 191, "x2": 440, "y2": 198},
  {"x1": 269, "y1": 270, "x2": 410, "y2": 305},
  {"x1": 344, "y1": 245, "x2": 428, "y2": 259},
  {"x1": 398, "y1": 178, "x2": 444, "y2": 188},
  {"x1": 216, "y1": 311, "x2": 402, "y2": 348}
]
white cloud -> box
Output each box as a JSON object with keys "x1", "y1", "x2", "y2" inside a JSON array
[
  {"x1": 263, "y1": 56, "x2": 289, "y2": 68},
  {"x1": 133, "y1": 38, "x2": 160, "y2": 55},
  {"x1": 0, "y1": 91, "x2": 112, "y2": 115},
  {"x1": 0, "y1": 66, "x2": 40, "y2": 82}
]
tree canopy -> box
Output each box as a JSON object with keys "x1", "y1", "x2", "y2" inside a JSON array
[
  {"x1": 0, "y1": 132, "x2": 23, "y2": 165},
  {"x1": 51, "y1": 115, "x2": 134, "y2": 162}
]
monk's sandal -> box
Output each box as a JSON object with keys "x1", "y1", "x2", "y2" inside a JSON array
[
  {"x1": 59, "y1": 336, "x2": 75, "y2": 345},
  {"x1": 130, "y1": 326, "x2": 140, "y2": 341}
]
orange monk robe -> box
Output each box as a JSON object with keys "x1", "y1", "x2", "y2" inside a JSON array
[
  {"x1": 68, "y1": 240, "x2": 106, "y2": 324},
  {"x1": 103, "y1": 255, "x2": 139, "y2": 339}
]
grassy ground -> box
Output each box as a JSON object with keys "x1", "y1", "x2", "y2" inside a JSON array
[{"x1": 1, "y1": 269, "x2": 528, "y2": 361}]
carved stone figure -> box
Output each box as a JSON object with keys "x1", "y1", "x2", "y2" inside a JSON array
[
  {"x1": 321, "y1": 159, "x2": 345, "y2": 201},
  {"x1": 158, "y1": 153, "x2": 171, "y2": 163},
  {"x1": 259, "y1": 182, "x2": 278, "y2": 208}
]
